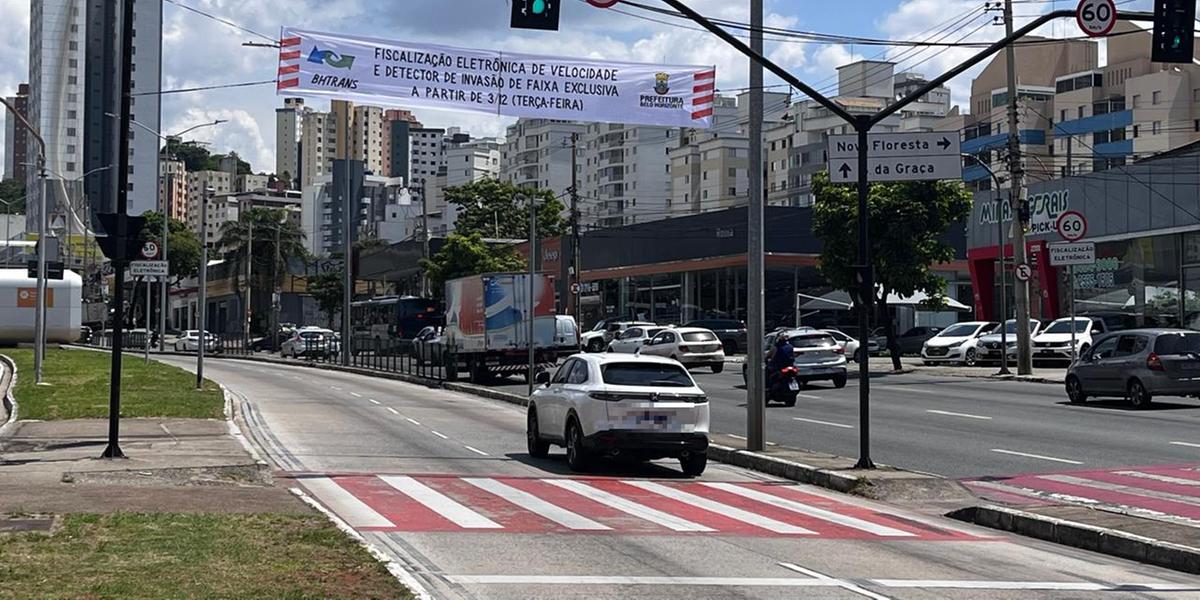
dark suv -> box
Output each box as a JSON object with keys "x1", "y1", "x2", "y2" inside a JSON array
[{"x1": 684, "y1": 319, "x2": 747, "y2": 355}]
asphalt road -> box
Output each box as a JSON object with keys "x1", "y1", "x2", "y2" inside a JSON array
[
  {"x1": 476, "y1": 359, "x2": 1200, "y2": 479},
  {"x1": 158, "y1": 355, "x2": 1200, "y2": 599}
]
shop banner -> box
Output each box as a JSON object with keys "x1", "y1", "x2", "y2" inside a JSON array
[{"x1": 277, "y1": 28, "x2": 716, "y2": 128}]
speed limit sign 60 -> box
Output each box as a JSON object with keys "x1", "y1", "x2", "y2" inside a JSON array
[
  {"x1": 1056, "y1": 210, "x2": 1087, "y2": 242},
  {"x1": 1076, "y1": 0, "x2": 1116, "y2": 37}
]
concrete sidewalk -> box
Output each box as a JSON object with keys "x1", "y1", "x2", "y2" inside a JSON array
[{"x1": 0, "y1": 418, "x2": 307, "y2": 514}]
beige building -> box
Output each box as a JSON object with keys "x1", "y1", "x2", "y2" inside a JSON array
[
  {"x1": 275, "y1": 97, "x2": 307, "y2": 187},
  {"x1": 352, "y1": 105, "x2": 387, "y2": 175},
  {"x1": 300, "y1": 111, "x2": 337, "y2": 189},
  {"x1": 185, "y1": 170, "x2": 233, "y2": 246}
]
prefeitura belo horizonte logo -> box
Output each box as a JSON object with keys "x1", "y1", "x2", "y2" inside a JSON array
[{"x1": 308, "y1": 46, "x2": 356, "y2": 69}]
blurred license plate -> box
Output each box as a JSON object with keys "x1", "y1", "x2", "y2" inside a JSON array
[
  {"x1": 788, "y1": 381, "x2": 799, "y2": 391},
  {"x1": 635, "y1": 412, "x2": 672, "y2": 428}
]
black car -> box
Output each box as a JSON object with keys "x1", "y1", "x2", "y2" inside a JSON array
[
  {"x1": 893, "y1": 326, "x2": 944, "y2": 355},
  {"x1": 684, "y1": 319, "x2": 747, "y2": 354}
]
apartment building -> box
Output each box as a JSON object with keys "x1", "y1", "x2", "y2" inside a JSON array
[
  {"x1": 275, "y1": 97, "x2": 307, "y2": 188},
  {"x1": 382, "y1": 108, "x2": 420, "y2": 179},
  {"x1": 185, "y1": 170, "x2": 232, "y2": 246},
  {"x1": 3, "y1": 83, "x2": 30, "y2": 183},
  {"x1": 502, "y1": 119, "x2": 586, "y2": 199},
  {"x1": 409, "y1": 126, "x2": 446, "y2": 196},
  {"x1": 300, "y1": 110, "x2": 337, "y2": 189},
  {"x1": 353, "y1": 104, "x2": 386, "y2": 175},
  {"x1": 301, "y1": 164, "x2": 407, "y2": 256},
  {"x1": 158, "y1": 159, "x2": 188, "y2": 223},
  {"x1": 438, "y1": 137, "x2": 501, "y2": 234}
]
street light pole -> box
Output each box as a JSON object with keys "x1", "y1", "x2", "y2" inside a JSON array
[
  {"x1": 197, "y1": 186, "x2": 211, "y2": 390},
  {"x1": 746, "y1": 0, "x2": 766, "y2": 452},
  {"x1": 526, "y1": 192, "x2": 538, "y2": 397}
]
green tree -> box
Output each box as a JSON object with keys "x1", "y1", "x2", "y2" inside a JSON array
[
  {"x1": 217, "y1": 208, "x2": 308, "y2": 334},
  {"x1": 0, "y1": 179, "x2": 26, "y2": 214},
  {"x1": 443, "y1": 178, "x2": 567, "y2": 239},
  {"x1": 420, "y1": 232, "x2": 526, "y2": 297},
  {"x1": 140, "y1": 211, "x2": 201, "y2": 285},
  {"x1": 812, "y1": 170, "x2": 972, "y2": 370},
  {"x1": 308, "y1": 268, "x2": 344, "y2": 329}
]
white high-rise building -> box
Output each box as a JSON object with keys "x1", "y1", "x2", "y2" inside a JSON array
[
  {"x1": 275, "y1": 97, "x2": 307, "y2": 188},
  {"x1": 501, "y1": 119, "x2": 585, "y2": 195},
  {"x1": 300, "y1": 110, "x2": 336, "y2": 189}
]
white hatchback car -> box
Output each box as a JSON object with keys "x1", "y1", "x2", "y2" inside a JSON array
[
  {"x1": 607, "y1": 325, "x2": 667, "y2": 353},
  {"x1": 637, "y1": 327, "x2": 727, "y2": 373},
  {"x1": 527, "y1": 354, "x2": 710, "y2": 476},
  {"x1": 921, "y1": 321, "x2": 998, "y2": 365}
]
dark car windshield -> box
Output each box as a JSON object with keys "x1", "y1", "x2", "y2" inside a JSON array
[
  {"x1": 1045, "y1": 320, "x2": 1089, "y2": 334},
  {"x1": 682, "y1": 331, "x2": 718, "y2": 342},
  {"x1": 601, "y1": 363, "x2": 693, "y2": 387},
  {"x1": 938, "y1": 323, "x2": 981, "y2": 337},
  {"x1": 1154, "y1": 333, "x2": 1200, "y2": 355}
]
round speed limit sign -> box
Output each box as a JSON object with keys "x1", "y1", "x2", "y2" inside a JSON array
[
  {"x1": 1056, "y1": 210, "x2": 1088, "y2": 242},
  {"x1": 1076, "y1": 0, "x2": 1116, "y2": 37}
]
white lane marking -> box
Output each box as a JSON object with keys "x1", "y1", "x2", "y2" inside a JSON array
[
  {"x1": 779, "y1": 563, "x2": 892, "y2": 600},
  {"x1": 797, "y1": 393, "x2": 823, "y2": 400},
  {"x1": 368, "y1": 398, "x2": 381, "y2": 405},
  {"x1": 990, "y1": 449, "x2": 1083, "y2": 465},
  {"x1": 700, "y1": 482, "x2": 913, "y2": 537},
  {"x1": 545, "y1": 479, "x2": 714, "y2": 532},
  {"x1": 727, "y1": 433, "x2": 747, "y2": 440},
  {"x1": 431, "y1": 431, "x2": 449, "y2": 439},
  {"x1": 350, "y1": 392, "x2": 362, "y2": 398},
  {"x1": 302, "y1": 477, "x2": 393, "y2": 528},
  {"x1": 463, "y1": 445, "x2": 489, "y2": 456},
  {"x1": 379, "y1": 475, "x2": 502, "y2": 529},
  {"x1": 330, "y1": 386, "x2": 341, "y2": 391},
  {"x1": 926, "y1": 409, "x2": 992, "y2": 420},
  {"x1": 405, "y1": 417, "x2": 421, "y2": 425},
  {"x1": 1115, "y1": 470, "x2": 1200, "y2": 486},
  {"x1": 626, "y1": 481, "x2": 814, "y2": 535},
  {"x1": 792, "y1": 417, "x2": 853, "y2": 429},
  {"x1": 1170, "y1": 441, "x2": 1200, "y2": 449},
  {"x1": 464, "y1": 478, "x2": 610, "y2": 531},
  {"x1": 444, "y1": 575, "x2": 1200, "y2": 592},
  {"x1": 1039, "y1": 474, "x2": 1200, "y2": 507},
  {"x1": 386, "y1": 407, "x2": 400, "y2": 415},
  {"x1": 446, "y1": 575, "x2": 840, "y2": 587}
]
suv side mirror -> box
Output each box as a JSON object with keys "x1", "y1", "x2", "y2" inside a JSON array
[{"x1": 535, "y1": 371, "x2": 551, "y2": 385}]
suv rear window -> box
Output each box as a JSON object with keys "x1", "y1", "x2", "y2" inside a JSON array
[
  {"x1": 601, "y1": 363, "x2": 693, "y2": 387},
  {"x1": 682, "y1": 331, "x2": 717, "y2": 342},
  {"x1": 1154, "y1": 332, "x2": 1200, "y2": 355},
  {"x1": 790, "y1": 335, "x2": 836, "y2": 348}
]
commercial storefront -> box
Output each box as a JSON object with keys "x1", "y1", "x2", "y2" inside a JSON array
[{"x1": 967, "y1": 146, "x2": 1200, "y2": 328}]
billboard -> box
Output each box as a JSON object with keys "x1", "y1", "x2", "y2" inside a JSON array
[{"x1": 277, "y1": 27, "x2": 716, "y2": 128}]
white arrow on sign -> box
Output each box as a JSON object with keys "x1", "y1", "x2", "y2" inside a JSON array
[{"x1": 829, "y1": 155, "x2": 964, "y2": 183}]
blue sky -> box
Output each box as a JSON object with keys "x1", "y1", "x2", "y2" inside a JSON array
[{"x1": 0, "y1": 0, "x2": 1159, "y2": 174}]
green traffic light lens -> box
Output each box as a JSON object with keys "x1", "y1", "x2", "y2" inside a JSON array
[
  {"x1": 1173, "y1": 34, "x2": 1183, "y2": 47},
  {"x1": 532, "y1": 0, "x2": 546, "y2": 14}
]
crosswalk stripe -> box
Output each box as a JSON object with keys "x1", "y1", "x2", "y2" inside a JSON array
[
  {"x1": 1039, "y1": 474, "x2": 1200, "y2": 508},
  {"x1": 379, "y1": 475, "x2": 503, "y2": 529},
  {"x1": 701, "y1": 482, "x2": 915, "y2": 537},
  {"x1": 545, "y1": 479, "x2": 714, "y2": 532},
  {"x1": 464, "y1": 478, "x2": 611, "y2": 531},
  {"x1": 1115, "y1": 470, "x2": 1200, "y2": 487},
  {"x1": 625, "y1": 481, "x2": 815, "y2": 534},
  {"x1": 303, "y1": 477, "x2": 394, "y2": 528}
]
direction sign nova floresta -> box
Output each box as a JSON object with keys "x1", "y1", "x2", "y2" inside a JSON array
[{"x1": 827, "y1": 132, "x2": 963, "y2": 183}]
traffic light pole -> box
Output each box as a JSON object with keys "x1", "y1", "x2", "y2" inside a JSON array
[
  {"x1": 657, "y1": 0, "x2": 1157, "y2": 468},
  {"x1": 102, "y1": 0, "x2": 137, "y2": 459}
]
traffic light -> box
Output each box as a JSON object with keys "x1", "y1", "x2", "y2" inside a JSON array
[
  {"x1": 95, "y1": 213, "x2": 148, "y2": 262},
  {"x1": 511, "y1": 0, "x2": 560, "y2": 31},
  {"x1": 1152, "y1": 0, "x2": 1195, "y2": 63}
]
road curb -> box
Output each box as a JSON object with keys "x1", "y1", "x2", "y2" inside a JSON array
[
  {"x1": 705, "y1": 443, "x2": 869, "y2": 494},
  {"x1": 0, "y1": 354, "x2": 17, "y2": 439},
  {"x1": 948, "y1": 504, "x2": 1200, "y2": 574}
]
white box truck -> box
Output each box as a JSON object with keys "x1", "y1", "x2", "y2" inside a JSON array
[{"x1": 443, "y1": 272, "x2": 564, "y2": 382}]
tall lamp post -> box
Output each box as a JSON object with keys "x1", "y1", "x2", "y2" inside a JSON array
[{"x1": 107, "y1": 114, "x2": 226, "y2": 347}]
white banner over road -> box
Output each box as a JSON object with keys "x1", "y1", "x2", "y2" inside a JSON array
[{"x1": 277, "y1": 28, "x2": 716, "y2": 128}]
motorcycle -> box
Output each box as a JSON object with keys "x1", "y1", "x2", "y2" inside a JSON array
[{"x1": 766, "y1": 366, "x2": 800, "y2": 407}]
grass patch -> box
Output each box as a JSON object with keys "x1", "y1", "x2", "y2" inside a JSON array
[
  {"x1": 0, "y1": 513, "x2": 414, "y2": 599},
  {"x1": 6, "y1": 349, "x2": 223, "y2": 420}
]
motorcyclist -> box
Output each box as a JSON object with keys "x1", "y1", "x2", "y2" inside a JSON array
[{"x1": 766, "y1": 335, "x2": 795, "y2": 388}]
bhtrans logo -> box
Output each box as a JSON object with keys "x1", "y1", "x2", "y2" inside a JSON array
[{"x1": 308, "y1": 46, "x2": 356, "y2": 69}]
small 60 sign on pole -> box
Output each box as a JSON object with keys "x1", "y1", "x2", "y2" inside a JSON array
[{"x1": 1076, "y1": 0, "x2": 1117, "y2": 37}]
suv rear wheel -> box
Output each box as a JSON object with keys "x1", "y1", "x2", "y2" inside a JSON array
[
  {"x1": 680, "y1": 452, "x2": 707, "y2": 477},
  {"x1": 565, "y1": 418, "x2": 592, "y2": 472}
]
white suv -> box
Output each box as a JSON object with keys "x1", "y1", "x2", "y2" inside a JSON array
[{"x1": 527, "y1": 354, "x2": 710, "y2": 476}]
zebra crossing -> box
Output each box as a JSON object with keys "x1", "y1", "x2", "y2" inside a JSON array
[
  {"x1": 298, "y1": 473, "x2": 982, "y2": 539},
  {"x1": 964, "y1": 463, "x2": 1200, "y2": 527}
]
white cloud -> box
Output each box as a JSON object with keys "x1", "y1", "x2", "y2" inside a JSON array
[{"x1": 0, "y1": 1, "x2": 30, "y2": 177}]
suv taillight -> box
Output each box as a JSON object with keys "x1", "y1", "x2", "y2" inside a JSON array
[
  {"x1": 1148, "y1": 353, "x2": 1165, "y2": 371},
  {"x1": 588, "y1": 392, "x2": 622, "y2": 402},
  {"x1": 833, "y1": 346, "x2": 845, "y2": 354}
]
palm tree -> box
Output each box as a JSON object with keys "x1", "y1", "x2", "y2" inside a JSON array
[{"x1": 218, "y1": 207, "x2": 307, "y2": 337}]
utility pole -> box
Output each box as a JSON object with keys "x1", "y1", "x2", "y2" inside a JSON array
[
  {"x1": 197, "y1": 186, "x2": 210, "y2": 390},
  {"x1": 340, "y1": 158, "x2": 353, "y2": 367},
  {"x1": 746, "y1": 0, "x2": 766, "y2": 452},
  {"x1": 245, "y1": 214, "x2": 253, "y2": 346},
  {"x1": 33, "y1": 156, "x2": 48, "y2": 384},
  {"x1": 569, "y1": 132, "x2": 581, "y2": 318},
  {"x1": 160, "y1": 172, "x2": 171, "y2": 350},
  {"x1": 1004, "y1": 0, "x2": 1033, "y2": 375},
  {"x1": 273, "y1": 222, "x2": 281, "y2": 352},
  {"x1": 421, "y1": 180, "x2": 430, "y2": 297},
  {"x1": 527, "y1": 193, "x2": 538, "y2": 397},
  {"x1": 102, "y1": 0, "x2": 137, "y2": 459}
]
